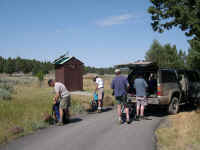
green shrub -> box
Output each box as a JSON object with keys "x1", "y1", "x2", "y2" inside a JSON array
[
  {"x1": 36, "y1": 71, "x2": 44, "y2": 87},
  {"x1": 0, "y1": 88, "x2": 11, "y2": 100}
]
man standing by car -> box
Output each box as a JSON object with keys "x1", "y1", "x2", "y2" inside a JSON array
[
  {"x1": 48, "y1": 79, "x2": 71, "y2": 125},
  {"x1": 111, "y1": 69, "x2": 130, "y2": 124},
  {"x1": 93, "y1": 76, "x2": 104, "y2": 113},
  {"x1": 134, "y1": 73, "x2": 148, "y2": 121}
]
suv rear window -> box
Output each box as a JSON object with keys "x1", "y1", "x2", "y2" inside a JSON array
[{"x1": 161, "y1": 70, "x2": 177, "y2": 83}]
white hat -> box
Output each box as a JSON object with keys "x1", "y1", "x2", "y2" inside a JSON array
[{"x1": 115, "y1": 69, "x2": 121, "y2": 73}]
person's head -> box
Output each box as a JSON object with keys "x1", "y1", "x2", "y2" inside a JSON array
[
  {"x1": 48, "y1": 79, "x2": 55, "y2": 87},
  {"x1": 115, "y1": 69, "x2": 121, "y2": 76},
  {"x1": 93, "y1": 76, "x2": 98, "y2": 82}
]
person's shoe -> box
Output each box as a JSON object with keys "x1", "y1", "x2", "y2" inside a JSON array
[
  {"x1": 140, "y1": 116, "x2": 144, "y2": 120},
  {"x1": 118, "y1": 118, "x2": 123, "y2": 124},
  {"x1": 56, "y1": 121, "x2": 64, "y2": 126},
  {"x1": 126, "y1": 119, "x2": 131, "y2": 124},
  {"x1": 135, "y1": 115, "x2": 140, "y2": 121},
  {"x1": 140, "y1": 116, "x2": 149, "y2": 120},
  {"x1": 97, "y1": 109, "x2": 101, "y2": 113}
]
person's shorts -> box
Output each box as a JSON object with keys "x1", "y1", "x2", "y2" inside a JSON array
[
  {"x1": 59, "y1": 95, "x2": 71, "y2": 109},
  {"x1": 136, "y1": 96, "x2": 147, "y2": 106},
  {"x1": 115, "y1": 95, "x2": 127, "y2": 107},
  {"x1": 97, "y1": 88, "x2": 104, "y2": 100}
]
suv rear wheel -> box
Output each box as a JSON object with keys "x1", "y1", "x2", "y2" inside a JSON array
[{"x1": 168, "y1": 97, "x2": 179, "y2": 115}]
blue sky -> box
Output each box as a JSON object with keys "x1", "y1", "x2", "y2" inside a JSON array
[{"x1": 0, "y1": 0, "x2": 191, "y2": 67}]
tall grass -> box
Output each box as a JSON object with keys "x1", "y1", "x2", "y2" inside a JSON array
[
  {"x1": 0, "y1": 83, "x2": 53, "y2": 143},
  {"x1": 0, "y1": 75, "x2": 115, "y2": 144},
  {"x1": 156, "y1": 111, "x2": 200, "y2": 150},
  {"x1": 0, "y1": 77, "x2": 36, "y2": 100}
]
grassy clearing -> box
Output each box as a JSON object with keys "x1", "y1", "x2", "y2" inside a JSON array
[
  {"x1": 0, "y1": 75, "x2": 115, "y2": 144},
  {"x1": 0, "y1": 82, "x2": 53, "y2": 144},
  {"x1": 156, "y1": 109, "x2": 200, "y2": 150}
]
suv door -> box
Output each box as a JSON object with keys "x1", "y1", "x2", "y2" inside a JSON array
[
  {"x1": 160, "y1": 69, "x2": 181, "y2": 104},
  {"x1": 185, "y1": 71, "x2": 200, "y2": 100}
]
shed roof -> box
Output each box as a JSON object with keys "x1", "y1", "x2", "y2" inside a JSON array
[{"x1": 53, "y1": 55, "x2": 83, "y2": 65}]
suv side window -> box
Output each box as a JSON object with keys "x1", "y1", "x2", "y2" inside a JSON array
[{"x1": 161, "y1": 70, "x2": 177, "y2": 83}]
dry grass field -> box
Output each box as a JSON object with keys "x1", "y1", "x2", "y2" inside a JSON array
[
  {"x1": 0, "y1": 74, "x2": 115, "y2": 144},
  {"x1": 156, "y1": 109, "x2": 200, "y2": 150}
]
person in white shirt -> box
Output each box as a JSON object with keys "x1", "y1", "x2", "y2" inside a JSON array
[
  {"x1": 48, "y1": 79, "x2": 71, "y2": 125},
  {"x1": 93, "y1": 76, "x2": 104, "y2": 113}
]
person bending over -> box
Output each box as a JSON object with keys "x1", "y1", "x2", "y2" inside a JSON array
[{"x1": 48, "y1": 79, "x2": 71, "y2": 126}]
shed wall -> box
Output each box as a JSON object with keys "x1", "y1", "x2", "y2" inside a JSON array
[
  {"x1": 55, "y1": 65, "x2": 65, "y2": 84},
  {"x1": 55, "y1": 57, "x2": 84, "y2": 91}
]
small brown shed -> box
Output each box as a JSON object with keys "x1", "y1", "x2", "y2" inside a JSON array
[{"x1": 53, "y1": 55, "x2": 84, "y2": 91}]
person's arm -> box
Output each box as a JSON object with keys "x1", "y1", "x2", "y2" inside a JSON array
[
  {"x1": 95, "y1": 82, "x2": 98, "y2": 93},
  {"x1": 54, "y1": 92, "x2": 60, "y2": 103},
  {"x1": 125, "y1": 79, "x2": 130, "y2": 92},
  {"x1": 144, "y1": 80, "x2": 148, "y2": 94},
  {"x1": 111, "y1": 79, "x2": 114, "y2": 89},
  {"x1": 133, "y1": 80, "x2": 136, "y2": 89},
  {"x1": 111, "y1": 80, "x2": 115, "y2": 96},
  {"x1": 144, "y1": 80, "x2": 148, "y2": 88},
  {"x1": 54, "y1": 85, "x2": 60, "y2": 103}
]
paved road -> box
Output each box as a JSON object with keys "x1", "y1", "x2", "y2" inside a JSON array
[{"x1": 1, "y1": 108, "x2": 163, "y2": 150}]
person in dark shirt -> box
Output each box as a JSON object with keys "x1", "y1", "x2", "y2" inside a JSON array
[
  {"x1": 111, "y1": 69, "x2": 130, "y2": 124},
  {"x1": 148, "y1": 73, "x2": 157, "y2": 94},
  {"x1": 134, "y1": 73, "x2": 148, "y2": 120}
]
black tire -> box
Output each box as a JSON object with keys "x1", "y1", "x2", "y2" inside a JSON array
[
  {"x1": 168, "y1": 97, "x2": 179, "y2": 115},
  {"x1": 127, "y1": 102, "x2": 135, "y2": 118},
  {"x1": 90, "y1": 101, "x2": 98, "y2": 112}
]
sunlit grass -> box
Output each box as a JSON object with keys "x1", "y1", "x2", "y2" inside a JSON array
[
  {"x1": 156, "y1": 111, "x2": 200, "y2": 150},
  {"x1": 0, "y1": 75, "x2": 115, "y2": 144}
]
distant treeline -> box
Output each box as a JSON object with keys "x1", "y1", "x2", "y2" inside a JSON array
[
  {"x1": 0, "y1": 56, "x2": 54, "y2": 75},
  {"x1": 0, "y1": 56, "x2": 115, "y2": 75},
  {"x1": 84, "y1": 66, "x2": 115, "y2": 75}
]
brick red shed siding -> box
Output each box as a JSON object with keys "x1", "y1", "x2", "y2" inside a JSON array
[{"x1": 55, "y1": 57, "x2": 84, "y2": 91}]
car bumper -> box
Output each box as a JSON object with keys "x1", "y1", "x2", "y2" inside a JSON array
[{"x1": 127, "y1": 96, "x2": 160, "y2": 105}]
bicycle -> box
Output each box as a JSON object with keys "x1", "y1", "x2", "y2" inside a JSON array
[{"x1": 121, "y1": 98, "x2": 136, "y2": 120}]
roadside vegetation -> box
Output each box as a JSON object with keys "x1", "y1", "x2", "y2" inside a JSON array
[
  {"x1": 0, "y1": 75, "x2": 114, "y2": 144},
  {"x1": 156, "y1": 107, "x2": 200, "y2": 150}
]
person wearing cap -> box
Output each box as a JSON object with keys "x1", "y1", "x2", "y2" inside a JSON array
[
  {"x1": 93, "y1": 76, "x2": 104, "y2": 113},
  {"x1": 111, "y1": 69, "x2": 130, "y2": 124},
  {"x1": 48, "y1": 79, "x2": 71, "y2": 125}
]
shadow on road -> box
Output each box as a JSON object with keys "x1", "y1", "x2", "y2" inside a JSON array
[
  {"x1": 144, "y1": 103, "x2": 198, "y2": 118},
  {"x1": 145, "y1": 106, "x2": 168, "y2": 118},
  {"x1": 69, "y1": 118, "x2": 83, "y2": 124},
  {"x1": 102, "y1": 107, "x2": 113, "y2": 112},
  {"x1": 87, "y1": 107, "x2": 113, "y2": 114}
]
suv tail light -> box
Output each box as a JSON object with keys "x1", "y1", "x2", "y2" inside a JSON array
[{"x1": 157, "y1": 84, "x2": 163, "y2": 96}]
